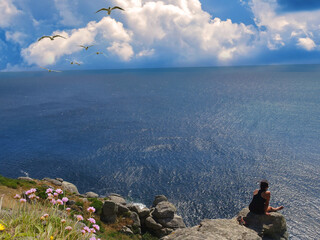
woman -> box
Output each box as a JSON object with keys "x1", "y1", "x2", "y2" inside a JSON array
[{"x1": 249, "y1": 180, "x2": 284, "y2": 215}]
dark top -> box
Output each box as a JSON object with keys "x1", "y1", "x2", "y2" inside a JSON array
[{"x1": 249, "y1": 190, "x2": 266, "y2": 214}]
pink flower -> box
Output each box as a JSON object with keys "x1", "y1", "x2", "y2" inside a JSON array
[
  {"x1": 88, "y1": 218, "x2": 96, "y2": 224},
  {"x1": 87, "y1": 207, "x2": 95, "y2": 213},
  {"x1": 47, "y1": 193, "x2": 53, "y2": 199},
  {"x1": 55, "y1": 189, "x2": 63, "y2": 194},
  {"x1": 65, "y1": 226, "x2": 72, "y2": 231},
  {"x1": 43, "y1": 214, "x2": 49, "y2": 218},
  {"x1": 90, "y1": 228, "x2": 96, "y2": 233},
  {"x1": 61, "y1": 219, "x2": 66, "y2": 223},
  {"x1": 14, "y1": 194, "x2": 21, "y2": 199},
  {"x1": 62, "y1": 197, "x2": 68, "y2": 203},
  {"x1": 93, "y1": 224, "x2": 100, "y2": 231},
  {"x1": 57, "y1": 199, "x2": 63, "y2": 205},
  {"x1": 76, "y1": 215, "x2": 83, "y2": 221},
  {"x1": 53, "y1": 193, "x2": 58, "y2": 197},
  {"x1": 90, "y1": 238, "x2": 100, "y2": 240},
  {"x1": 83, "y1": 226, "x2": 90, "y2": 233},
  {"x1": 46, "y1": 188, "x2": 53, "y2": 194},
  {"x1": 81, "y1": 229, "x2": 86, "y2": 235},
  {"x1": 20, "y1": 199, "x2": 26, "y2": 203},
  {"x1": 66, "y1": 207, "x2": 71, "y2": 212},
  {"x1": 26, "y1": 188, "x2": 37, "y2": 195},
  {"x1": 50, "y1": 199, "x2": 56, "y2": 205},
  {"x1": 28, "y1": 194, "x2": 36, "y2": 199}
]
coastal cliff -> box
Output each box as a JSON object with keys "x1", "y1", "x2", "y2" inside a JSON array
[{"x1": 0, "y1": 176, "x2": 288, "y2": 239}]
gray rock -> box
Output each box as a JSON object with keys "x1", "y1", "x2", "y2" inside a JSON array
[
  {"x1": 162, "y1": 219, "x2": 261, "y2": 240},
  {"x1": 62, "y1": 181, "x2": 79, "y2": 194},
  {"x1": 101, "y1": 200, "x2": 118, "y2": 224},
  {"x1": 109, "y1": 195, "x2": 126, "y2": 205},
  {"x1": 43, "y1": 178, "x2": 62, "y2": 186},
  {"x1": 85, "y1": 192, "x2": 99, "y2": 198},
  {"x1": 56, "y1": 178, "x2": 64, "y2": 182},
  {"x1": 66, "y1": 200, "x2": 75, "y2": 206},
  {"x1": 153, "y1": 201, "x2": 176, "y2": 219},
  {"x1": 155, "y1": 228, "x2": 174, "y2": 238},
  {"x1": 18, "y1": 177, "x2": 34, "y2": 181},
  {"x1": 128, "y1": 204, "x2": 150, "y2": 218},
  {"x1": 80, "y1": 198, "x2": 89, "y2": 203},
  {"x1": 237, "y1": 208, "x2": 288, "y2": 240},
  {"x1": 157, "y1": 214, "x2": 186, "y2": 229},
  {"x1": 145, "y1": 216, "x2": 163, "y2": 230},
  {"x1": 130, "y1": 211, "x2": 141, "y2": 227},
  {"x1": 110, "y1": 193, "x2": 122, "y2": 197},
  {"x1": 120, "y1": 226, "x2": 134, "y2": 235},
  {"x1": 117, "y1": 203, "x2": 130, "y2": 214},
  {"x1": 153, "y1": 195, "x2": 168, "y2": 207}
]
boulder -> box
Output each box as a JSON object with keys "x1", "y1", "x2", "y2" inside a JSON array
[
  {"x1": 153, "y1": 195, "x2": 168, "y2": 207},
  {"x1": 120, "y1": 226, "x2": 134, "y2": 235},
  {"x1": 109, "y1": 194, "x2": 126, "y2": 205},
  {"x1": 85, "y1": 192, "x2": 99, "y2": 198},
  {"x1": 117, "y1": 203, "x2": 130, "y2": 214},
  {"x1": 56, "y1": 178, "x2": 64, "y2": 182},
  {"x1": 145, "y1": 217, "x2": 163, "y2": 230},
  {"x1": 157, "y1": 214, "x2": 186, "y2": 229},
  {"x1": 43, "y1": 178, "x2": 62, "y2": 186},
  {"x1": 161, "y1": 219, "x2": 261, "y2": 240},
  {"x1": 128, "y1": 204, "x2": 150, "y2": 218},
  {"x1": 237, "y1": 208, "x2": 288, "y2": 240},
  {"x1": 153, "y1": 201, "x2": 176, "y2": 219},
  {"x1": 130, "y1": 211, "x2": 141, "y2": 227},
  {"x1": 62, "y1": 181, "x2": 79, "y2": 194},
  {"x1": 101, "y1": 200, "x2": 118, "y2": 224},
  {"x1": 18, "y1": 177, "x2": 34, "y2": 181}
]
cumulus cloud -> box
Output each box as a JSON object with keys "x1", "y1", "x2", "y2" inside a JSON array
[
  {"x1": 249, "y1": 0, "x2": 320, "y2": 51},
  {"x1": 107, "y1": 42, "x2": 134, "y2": 61},
  {"x1": 0, "y1": 0, "x2": 21, "y2": 27},
  {"x1": 54, "y1": 0, "x2": 82, "y2": 27},
  {"x1": 5, "y1": 31, "x2": 27, "y2": 45}
]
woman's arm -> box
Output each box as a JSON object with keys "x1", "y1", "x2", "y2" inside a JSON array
[{"x1": 264, "y1": 191, "x2": 271, "y2": 213}]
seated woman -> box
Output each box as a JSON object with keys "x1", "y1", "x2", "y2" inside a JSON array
[{"x1": 249, "y1": 180, "x2": 284, "y2": 215}]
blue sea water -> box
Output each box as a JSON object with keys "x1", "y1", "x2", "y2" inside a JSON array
[{"x1": 0, "y1": 65, "x2": 320, "y2": 239}]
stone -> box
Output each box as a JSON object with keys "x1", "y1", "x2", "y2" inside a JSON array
[
  {"x1": 56, "y1": 178, "x2": 64, "y2": 182},
  {"x1": 62, "y1": 181, "x2": 79, "y2": 194},
  {"x1": 130, "y1": 211, "x2": 141, "y2": 227},
  {"x1": 153, "y1": 195, "x2": 168, "y2": 207},
  {"x1": 85, "y1": 192, "x2": 99, "y2": 198},
  {"x1": 18, "y1": 177, "x2": 34, "y2": 181},
  {"x1": 154, "y1": 228, "x2": 174, "y2": 238},
  {"x1": 43, "y1": 178, "x2": 62, "y2": 186},
  {"x1": 117, "y1": 203, "x2": 130, "y2": 214},
  {"x1": 237, "y1": 208, "x2": 288, "y2": 240},
  {"x1": 157, "y1": 214, "x2": 186, "y2": 229},
  {"x1": 128, "y1": 204, "x2": 150, "y2": 218},
  {"x1": 161, "y1": 219, "x2": 261, "y2": 240},
  {"x1": 101, "y1": 200, "x2": 118, "y2": 224},
  {"x1": 145, "y1": 216, "x2": 163, "y2": 230},
  {"x1": 109, "y1": 195, "x2": 126, "y2": 205},
  {"x1": 120, "y1": 226, "x2": 134, "y2": 235},
  {"x1": 66, "y1": 200, "x2": 75, "y2": 206},
  {"x1": 153, "y1": 201, "x2": 176, "y2": 219}
]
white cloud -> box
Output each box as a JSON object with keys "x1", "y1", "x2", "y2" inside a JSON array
[
  {"x1": 54, "y1": 0, "x2": 82, "y2": 27},
  {"x1": 136, "y1": 49, "x2": 155, "y2": 57},
  {"x1": 107, "y1": 42, "x2": 134, "y2": 61},
  {"x1": 5, "y1": 31, "x2": 27, "y2": 45},
  {"x1": 249, "y1": 0, "x2": 320, "y2": 51},
  {"x1": 22, "y1": 17, "x2": 132, "y2": 66},
  {"x1": 0, "y1": 0, "x2": 21, "y2": 27},
  {"x1": 297, "y1": 37, "x2": 316, "y2": 51}
]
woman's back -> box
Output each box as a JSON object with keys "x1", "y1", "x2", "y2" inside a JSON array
[{"x1": 249, "y1": 189, "x2": 266, "y2": 214}]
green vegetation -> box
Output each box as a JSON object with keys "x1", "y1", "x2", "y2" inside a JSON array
[
  {"x1": 0, "y1": 175, "x2": 35, "y2": 189},
  {"x1": 89, "y1": 198, "x2": 103, "y2": 215}
]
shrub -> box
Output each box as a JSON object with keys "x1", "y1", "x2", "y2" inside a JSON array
[{"x1": 89, "y1": 199, "x2": 103, "y2": 215}]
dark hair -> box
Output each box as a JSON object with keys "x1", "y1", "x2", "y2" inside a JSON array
[{"x1": 260, "y1": 180, "x2": 269, "y2": 191}]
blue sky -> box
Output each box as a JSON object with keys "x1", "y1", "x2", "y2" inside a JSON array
[{"x1": 0, "y1": 0, "x2": 320, "y2": 71}]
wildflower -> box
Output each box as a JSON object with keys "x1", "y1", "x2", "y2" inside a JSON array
[
  {"x1": 81, "y1": 229, "x2": 86, "y2": 235},
  {"x1": 55, "y1": 189, "x2": 63, "y2": 194},
  {"x1": 13, "y1": 194, "x2": 21, "y2": 199},
  {"x1": 20, "y1": 199, "x2": 26, "y2": 203},
  {"x1": 87, "y1": 207, "x2": 95, "y2": 213},
  {"x1": 53, "y1": 193, "x2": 58, "y2": 197},
  {"x1": 50, "y1": 236, "x2": 54, "y2": 240},
  {"x1": 90, "y1": 238, "x2": 101, "y2": 240},
  {"x1": 28, "y1": 194, "x2": 37, "y2": 199},
  {"x1": 57, "y1": 199, "x2": 63, "y2": 205},
  {"x1": 83, "y1": 226, "x2": 90, "y2": 232},
  {"x1": 88, "y1": 218, "x2": 96, "y2": 224},
  {"x1": 66, "y1": 207, "x2": 71, "y2": 212},
  {"x1": 40, "y1": 216, "x2": 45, "y2": 221},
  {"x1": 61, "y1": 219, "x2": 66, "y2": 224},
  {"x1": 65, "y1": 226, "x2": 72, "y2": 231},
  {"x1": 43, "y1": 214, "x2": 49, "y2": 218},
  {"x1": 47, "y1": 193, "x2": 53, "y2": 199},
  {"x1": 50, "y1": 199, "x2": 56, "y2": 205},
  {"x1": 90, "y1": 228, "x2": 96, "y2": 233},
  {"x1": 76, "y1": 215, "x2": 84, "y2": 221},
  {"x1": 93, "y1": 224, "x2": 100, "y2": 231},
  {"x1": 62, "y1": 197, "x2": 68, "y2": 203},
  {"x1": 46, "y1": 188, "x2": 53, "y2": 194},
  {"x1": 0, "y1": 223, "x2": 5, "y2": 231},
  {"x1": 26, "y1": 188, "x2": 37, "y2": 195}
]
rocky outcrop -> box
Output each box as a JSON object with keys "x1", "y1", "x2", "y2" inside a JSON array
[
  {"x1": 85, "y1": 192, "x2": 99, "y2": 198},
  {"x1": 61, "y1": 181, "x2": 79, "y2": 194},
  {"x1": 237, "y1": 208, "x2": 288, "y2": 240}
]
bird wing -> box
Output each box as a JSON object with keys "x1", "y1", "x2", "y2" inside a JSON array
[
  {"x1": 79, "y1": 45, "x2": 85, "y2": 48},
  {"x1": 39, "y1": 66, "x2": 49, "y2": 71},
  {"x1": 52, "y1": 70, "x2": 62, "y2": 72},
  {"x1": 96, "y1": 8, "x2": 109, "y2": 13},
  {"x1": 38, "y1": 36, "x2": 50, "y2": 41},
  {"x1": 112, "y1": 6, "x2": 125, "y2": 11},
  {"x1": 53, "y1": 35, "x2": 66, "y2": 39}
]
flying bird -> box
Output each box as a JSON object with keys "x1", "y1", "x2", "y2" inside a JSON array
[
  {"x1": 96, "y1": 6, "x2": 124, "y2": 15},
  {"x1": 79, "y1": 45, "x2": 94, "y2": 50},
  {"x1": 38, "y1": 35, "x2": 66, "y2": 41},
  {"x1": 66, "y1": 59, "x2": 81, "y2": 65},
  {"x1": 39, "y1": 66, "x2": 61, "y2": 72}
]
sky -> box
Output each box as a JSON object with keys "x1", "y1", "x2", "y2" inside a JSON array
[{"x1": 0, "y1": 0, "x2": 320, "y2": 71}]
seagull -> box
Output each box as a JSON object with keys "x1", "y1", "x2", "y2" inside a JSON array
[
  {"x1": 39, "y1": 66, "x2": 61, "y2": 72},
  {"x1": 66, "y1": 59, "x2": 81, "y2": 66},
  {"x1": 38, "y1": 35, "x2": 66, "y2": 41},
  {"x1": 96, "y1": 6, "x2": 124, "y2": 15},
  {"x1": 79, "y1": 45, "x2": 94, "y2": 50}
]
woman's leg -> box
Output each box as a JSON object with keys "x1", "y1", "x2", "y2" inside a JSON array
[{"x1": 266, "y1": 206, "x2": 284, "y2": 212}]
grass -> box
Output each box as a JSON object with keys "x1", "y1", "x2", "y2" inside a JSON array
[{"x1": 0, "y1": 175, "x2": 159, "y2": 240}]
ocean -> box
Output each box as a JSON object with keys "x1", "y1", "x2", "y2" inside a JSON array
[{"x1": 1, "y1": 65, "x2": 320, "y2": 239}]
